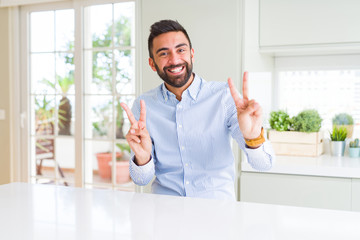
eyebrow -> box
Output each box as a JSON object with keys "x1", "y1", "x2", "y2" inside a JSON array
[{"x1": 155, "y1": 43, "x2": 189, "y2": 54}]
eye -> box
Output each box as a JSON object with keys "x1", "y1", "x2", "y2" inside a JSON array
[
  {"x1": 178, "y1": 48, "x2": 185, "y2": 53},
  {"x1": 158, "y1": 52, "x2": 167, "y2": 57}
]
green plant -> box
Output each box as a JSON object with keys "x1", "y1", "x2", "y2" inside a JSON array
[
  {"x1": 330, "y1": 126, "x2": 347, "y2": 141},
  {"x1": 91, "y1": 16, "x2": 132, "y2": 139},
  {"x1": 41, "y1": 49, "x2": 74, "y2": 136},
  {"x1": 115, "y1": 142, "x2": 131, "y2": 161},
  {"x1": 292, "y1": 109, "x2": 322, "y2": 133},
  {"x1": 332, "y1": 113, "x2": 354, "y2": 125},
  {"x1": 269, "y1": 110, "x2": 292, "y2": 131},
  {"x1": 116, "y1": 143, "x2": 131, "y2": 154},
  {"x1": 349, "y1": 138, "x2": 360, "y2": 148}
]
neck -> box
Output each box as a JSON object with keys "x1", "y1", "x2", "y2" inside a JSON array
[{"x1": 165, "y1": 73, "x2": 194, "y2": 101}]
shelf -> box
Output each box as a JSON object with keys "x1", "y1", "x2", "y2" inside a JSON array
[{"x1": 242, "y1": 154, "x2": 360, "y2": 179}]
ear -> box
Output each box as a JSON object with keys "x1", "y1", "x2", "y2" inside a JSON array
[
  {"x1": 191, "y1": 48, "x2": 195, "y2": 62},
  {"x1": 148, "y1": 57, "x2": 157, "y2": 72}
]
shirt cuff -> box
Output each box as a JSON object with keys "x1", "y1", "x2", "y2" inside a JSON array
[
  {"x1": 243, "y1": 141, "x2": 275, "y2": 171},
  {"x1": 129, "y1": 155, "x2": 155, "y2": 185}
]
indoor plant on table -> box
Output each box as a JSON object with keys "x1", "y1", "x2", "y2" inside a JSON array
[
  {"x1": 268, "y1": 109, "x2": 323, "y2": 157},
  {"x1": 349, "y1": 138, "x2": 360, "y2": 158},
  {"x1": 329, "y1": 126, "x2": 347, "y2": 157},
  {"x1": 332, "y1": 113, "x2": 354, "y2": 138}
]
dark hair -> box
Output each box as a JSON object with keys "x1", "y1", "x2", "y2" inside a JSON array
[{"x1": 148, "y1": 19, "x2": 192, "y2": 58}]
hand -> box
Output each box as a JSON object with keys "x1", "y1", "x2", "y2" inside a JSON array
[
  {"x1": 228, "y1": 72, "x2": 263, "y2": 140},
  {"x1": 120, "y1": 100, "x2": 152, "y2": 166}
]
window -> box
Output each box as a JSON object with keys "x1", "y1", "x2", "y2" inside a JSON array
[
  {"x1": 83, "y1": 2, "x2": 136, "y2": 188},
  {"x1": 23, "y1": 1, "x2": 137, "y2": 190},
  {"x1": 29, "y1": 9, "x2": 75, "y2": 186},
  {"x1": 275, "y1": 55, "x2": 360, "y2": 138}
]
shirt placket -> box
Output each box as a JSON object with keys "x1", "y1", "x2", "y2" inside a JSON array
[{"x1": 175, "y1": 100, "x2": 193, "y2": 196}]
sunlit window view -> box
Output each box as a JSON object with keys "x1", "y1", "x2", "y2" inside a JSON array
[
  {"x1": 29, "y1": 1, "x2": 136, "y2": 191},
  {"x1": 83, "y1": 2, "x2": 135, "y2": 190},
  {"x1": 30, "y1": 9, "x2": 75, "y2": 186},
  {"x1": 278, "y1": 70, "x2": 360, "y2": 134}
]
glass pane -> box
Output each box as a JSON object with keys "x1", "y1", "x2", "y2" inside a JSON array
[
  {"x1": 55, "y1": 9, "x2": 74, "y2": 51},
  {"x1": 115, "y1": 49, "x2": 135, "y2": 94},
  {"x1": 31, "y1": 53, "x2": 55, "y2": 94},
  {"x1": 114, "y1": 140, "x2": 132, "y2": 185},
  {"x1": 30, "y1": 11, "x2": 54, "y2": 52},
  {"x1": 55, "y1": 137, "x2": 75, "y2": 184},
  {"x1": 115, "y1": 96, "x2": 135, "y2": 139},
  {"x1": 57, "y1": 95, "x2": 75, "y2": 136},
  {"x1": 84, "y1": 50, "x2": 113, "y2": 94},
  {"x1": 85, "y1": 96, "x2": 113, "y2": 139},
  {"x1": 56, "y1": 53, "x2": 75, "y2": 95},
  {"x1": 85, "y1": 140, "x2": 113, "y2": 185},
  {"x1": 35, "y1": 137, "x2": 56, "y2": 179},
  {"x1": 86, "y1": 4, "x2": 113, "y2": 48},
  {"x1": 114, "y1": 2, "x2": 135, "y2": 47},
  {"x1": 34, "y1": 95, "x2": 55, "y2": 136},
  {"x1": 278, "y1": 70, "x2": 360, "y2": 131}
]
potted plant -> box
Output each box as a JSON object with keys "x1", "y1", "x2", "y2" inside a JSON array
[
  {"x1": 330, "y1": 126, "x2": 347, "y2": 157},
  {"x1": 292, "y1": 109, "x2": 322, "y2": 133},
  {"x1": 96, "y1": 142, "x2": 131, "y2": 183},
  {"x1": 269, "y1": 110, "x2": 292, "y2": 131},
  {"x1": 268, "y1": 109, "x2": 324, "y2": 157},
  {"x1": 332, "y1": 113, "x2": 354, "y2": 138},
  {"x1": 349, "y1": 138, "x2": 360, "y2": 158},
  {"x1": 112, "y1": 143, "x2": 131, "y2": 183}
]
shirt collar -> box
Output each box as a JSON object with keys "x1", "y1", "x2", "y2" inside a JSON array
[{"x1": 160, "y1": 73, "x2": 202, "y2": 102}]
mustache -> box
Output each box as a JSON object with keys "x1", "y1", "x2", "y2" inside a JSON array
[{"x1": 163, "y1": 63, "x2": 187, "y2": 72}]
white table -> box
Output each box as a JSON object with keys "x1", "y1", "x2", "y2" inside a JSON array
[{"x1": 1, "y1": 182, "x2": 360, "y2": 240}]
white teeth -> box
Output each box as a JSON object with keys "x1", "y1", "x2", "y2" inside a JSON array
[{"x1": 168, "y1": 67, "x2": 183, "y2": 73}]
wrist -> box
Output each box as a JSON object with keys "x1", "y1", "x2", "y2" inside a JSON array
[
  {"x1": 134, "y1": 155, "x2": 151, "y2": 166},
  {"x1": 244, "y1": 127, "x2": 265, "y2": 147}
]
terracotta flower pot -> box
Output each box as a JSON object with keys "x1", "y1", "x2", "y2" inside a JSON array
[
  {"x1": 109, "y1": 161, "x2": 131, "y2": 183},
  {"x1": 96, "y1": 152, "x2": 123, "y2": 179}
]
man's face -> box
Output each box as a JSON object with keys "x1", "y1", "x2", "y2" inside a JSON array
[{"x1": 149, "y1": 31, "x2": 194, "y2": 88}]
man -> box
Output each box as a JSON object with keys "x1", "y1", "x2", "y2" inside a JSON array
[{"x1": 121, "y1": 19, "x2": 274, "y2": 200}]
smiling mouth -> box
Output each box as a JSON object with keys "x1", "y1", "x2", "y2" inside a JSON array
[{"x1": 166, "y1": 65, "x2": 185, "y2": 74}]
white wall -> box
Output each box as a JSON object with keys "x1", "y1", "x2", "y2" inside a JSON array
[
  {"x1": 242, "y1": 0, "x2": 274, "y2": 126},
  {"x1": 140, "y1": 0, "x2": 242, "y2": 92}
]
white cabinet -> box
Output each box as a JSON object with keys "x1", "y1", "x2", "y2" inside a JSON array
[
  {"x1": 352, "y1": 179, "x2": 360, "y2": 211},
  {"x1": 259, "y1": 0, "x2": 360, "y2": 48},
  {"x1": 240, "y1": 172, "x2": 352, "y2": 211}
]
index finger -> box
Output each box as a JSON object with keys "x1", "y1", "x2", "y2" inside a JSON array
[
  {"x1": 139, "y1": 100, "x2": 147, "y2": 125},
  {"x1": 120, "y1": 102, "x2": 137, "y2": 125},
  {"x1": 242, "y1": 71, "x2": 249, "y2": 101},
  {"x1": 228, "y1": 77, "x2": 241, "y2": 103}
]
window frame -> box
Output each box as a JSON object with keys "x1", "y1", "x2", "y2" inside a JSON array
[{"x1": 19, "y1": 0, "x2": 141, "y2": 188}]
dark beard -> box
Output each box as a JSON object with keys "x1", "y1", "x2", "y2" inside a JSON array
[{"x1": 154, "y1": 60, "x2": 193, "y2": 88}]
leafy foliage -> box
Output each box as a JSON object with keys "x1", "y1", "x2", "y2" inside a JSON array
[
  {"x1": 330, "y1": 126, "x2": 347, "y2": 141},
  {"x1": 91, "y1": 16, "x2": 132, "y2": 139},
  {"x1": 332, "y1": 113, "x2": 354, "y2": 125},
  {"x1": 269, "y1": 110, "x2": 292, "y2": 131},
  {"x1": 349, "y1": 138, "x2": 360, "y2": 148},
  {"x1": 292, "y1": 109, "x2": 322, "y2": 133},
  {"x1": 116, "y1": 143, "x2": 131, "y2": 153}
]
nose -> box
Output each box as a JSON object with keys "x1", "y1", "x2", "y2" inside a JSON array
[{"x1": 167, "y1": 51, "x2": 181, "y2": 65}]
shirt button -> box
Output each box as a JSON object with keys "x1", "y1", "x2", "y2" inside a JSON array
[
  {"x1": 185, "y1": 163, "x2": 189, "y2": 167},
  {"x1": 186, "y1": 181, "x2": 190, "y2": 185},
  {"x1": 179, "y1": 124, "x2": 182, "y2": 128},
  {"x1": 178, "y1": 105, "x2": 182, "y2": 109},
  {"x1": 181, "y1": 146, "x2": 185, "y2": 150}
]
